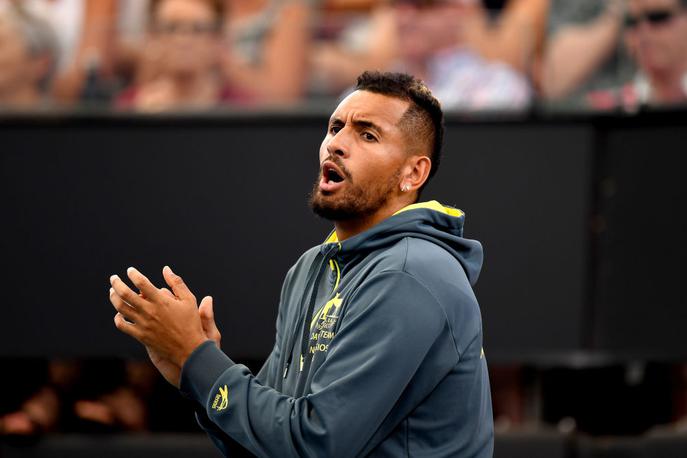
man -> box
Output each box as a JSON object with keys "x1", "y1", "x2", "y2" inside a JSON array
[
  {"x1": 109, "y1": 71, "x2": 493, "y2": 457},
  {"x1": 393, "y1": 0, "x2": 530, "y2": 111},
  {"x1": 116, "y1": 0, "x2": 247, "y2": 111},
  {"x1": 621, "y1": 0, "x2": 687, "y2": 106},
  {"x1": 542, "y1": 0, "x2": 627, "y2": 102},
  {"x1": 0, "y1": 4, "x2": 56, "y2": 108}
]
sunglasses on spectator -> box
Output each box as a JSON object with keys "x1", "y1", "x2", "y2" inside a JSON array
[
  {"x1": 624, "y1": 9, "x2": 682, "y2": 28},
  {"x1": 153, "y1": 21, "x2": 220, "y2": 35}
]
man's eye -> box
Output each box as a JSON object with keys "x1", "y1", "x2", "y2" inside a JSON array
[
  {"x1": 362, "y1": 132, "x2": 377, "y2": 142},
  {"x1": 329, "y1": 125, "x2": 342, "y2": 134}
]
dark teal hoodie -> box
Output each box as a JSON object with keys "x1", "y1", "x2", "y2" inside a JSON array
[{"x1": 180, "y1": 201, "x2": 494, "y2": 457}]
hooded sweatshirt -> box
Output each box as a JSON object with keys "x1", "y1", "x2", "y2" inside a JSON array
[{"x1": 180, "y1": 201, "x2": 494, "y2": 457}]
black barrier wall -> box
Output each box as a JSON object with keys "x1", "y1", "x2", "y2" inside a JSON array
[
  {"x1": 1, "y1": 112, "x2": 685, "y2": 361},
  {"x1": 594, "y1": 122, "x2": 687, "y2": 358}
]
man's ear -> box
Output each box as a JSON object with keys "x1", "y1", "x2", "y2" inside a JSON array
[{"x1": 399, "y1": 155, "x2": 432, "y2": 194}]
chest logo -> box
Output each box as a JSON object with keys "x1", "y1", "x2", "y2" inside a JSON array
[{"x1": 310, "y1": 293, "x2": 343, "y2": 330}]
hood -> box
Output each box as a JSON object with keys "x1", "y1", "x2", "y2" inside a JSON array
[{"x1": 322, "y1": 201, "x2": 483, "y2": 286}]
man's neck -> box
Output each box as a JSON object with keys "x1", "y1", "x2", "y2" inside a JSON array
[{"x1": 333, "y1": 196, "x2": 415, "y2": 241}]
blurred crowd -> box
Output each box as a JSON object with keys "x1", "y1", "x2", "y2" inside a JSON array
[
  {"x1": 0, "y1": 0, "x2": 685, "y2": 113},
  {"x1": 0, "y1": 359, "x2": 199, "y2": 435},
  {"x1": 4, "y1": 357, "x2": 687, "y2": 437}
]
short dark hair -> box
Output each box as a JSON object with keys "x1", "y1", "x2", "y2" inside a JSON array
[{"x1": 355, "y1": 71, "x2": 444, "y2": 188}]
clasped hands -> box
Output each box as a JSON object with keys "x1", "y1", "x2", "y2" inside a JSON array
[{"x1": 109, "y1": 265, "x2": 221, "y2": 387}]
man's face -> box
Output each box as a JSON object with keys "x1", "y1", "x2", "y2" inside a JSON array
[
  {"x1": 309, "y1": 90, "x2": 411, "y2": 221},
  {"x1": 624, "y1": 0, "x2": 687, "y2": 75},
  {"x1": 151, "y1": 0, "x2": 221, "y2": 77},
  {"x1": 395, "y1": 2, "x2": 463, "y2": 62}
]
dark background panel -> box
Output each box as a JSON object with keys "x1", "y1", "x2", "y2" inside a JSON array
[
  {"x1": 425, "y1": 124, "x2": 593, "y2": 357},
  {"x1": 1, "y1": 122, "x2": 332, "y2": 359},
  {"x1": 594, "y1": 126, "x2": 687, "y2": 358},
  {"x1": 0, "y1": 118, "x2": 591, "y2": 360}
]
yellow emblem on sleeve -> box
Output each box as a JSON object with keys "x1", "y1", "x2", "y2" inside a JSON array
[{"x1": 211, "y1": 384, "x2": 229, "y2": 411}]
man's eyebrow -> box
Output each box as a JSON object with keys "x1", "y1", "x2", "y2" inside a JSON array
[
  {"x1": 351, "y1": 119, "x2": 384, "y2": 133},
  {"x1": 328, "y1": 116, "x2": 385, "y2": 134}
]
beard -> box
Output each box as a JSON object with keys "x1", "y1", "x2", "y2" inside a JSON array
[{"x1": 309, "y1": 162, "x2": 401, "y2": 221}]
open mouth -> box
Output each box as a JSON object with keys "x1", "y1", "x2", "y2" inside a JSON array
[
  {"x1": 323, "y1": 161, "x2": 346, "y2": 184},
  {"x1": 326, "y1": 168, "x2": 344, "y2": 183},
  {"x1": 319, "y1": 161, "x2": 347, "y2": 192}
]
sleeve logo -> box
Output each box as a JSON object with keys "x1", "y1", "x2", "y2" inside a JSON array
[{"x1": 211, "y1": 384, "x2": 229, "y2": 411}]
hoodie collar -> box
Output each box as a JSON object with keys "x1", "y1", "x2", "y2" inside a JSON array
[
  {"x1": 323, "y1": 200, "x2": 463, "y2": 244},
  {"x1": 319, "y1": 200, "x2": 482, "y2": 285}
]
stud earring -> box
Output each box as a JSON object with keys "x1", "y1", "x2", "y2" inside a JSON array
[{"x1": 401, "y1": 184, "x2": 410, "y2": 192}]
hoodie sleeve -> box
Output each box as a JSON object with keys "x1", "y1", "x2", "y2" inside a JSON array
[
  {"x1": 180, "y1": 270, "x2": 456, "y2": 458},
  {"x1": 191, "y1": 266, "x2": 291, "y2": 449},
  {"x1": 190, "y1": 342, "x2": 281, "y2": 454}
]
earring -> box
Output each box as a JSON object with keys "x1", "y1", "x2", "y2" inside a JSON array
[{"x1": 401, "y1": 184, "x2": 410, "y2": 192}]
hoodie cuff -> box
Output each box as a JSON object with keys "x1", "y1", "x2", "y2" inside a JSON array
[{"x1": 180, "y1": 340, "x2": 235, "y2": 404}]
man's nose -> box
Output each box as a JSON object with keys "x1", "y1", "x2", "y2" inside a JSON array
[{"x1": 326, "y1": 131, "x2": 349, "y2": 158}]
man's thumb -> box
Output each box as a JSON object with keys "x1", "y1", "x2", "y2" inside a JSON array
[
  {"x1": 199, "y1": 296, "x2": 213, "y2": 318},
  {"x1": 199, "y1": 296, "x2": 221, "y2": 347}
]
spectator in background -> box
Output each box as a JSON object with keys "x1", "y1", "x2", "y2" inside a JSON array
[
  {"x1": 394, "y1": 0, "x2": 531, "y2": 111},
  {"x1": 311, "y1": 0, "x2": 544, "y2": 103},
  {"x1": 621, "y1": 0, "x2": 687, "y2": 106},
  {"x1": 0, "y1": 360, "x2": 151, "y2": 435},
  {"x1": 0, "y1": 360, "x2": 57, "y2": 435},
  {"x1": 464, "y1": 0, "x2": 549, "y2": 81},
  {"x1": 310, "y1": 1, "x2": 398, "y2": 96},
  {"x1": 0, "y1": 5, "x2": 57, "y2": 109},
  {"x1": 541, "y1": 0, "x2": 629, "y2": 105},
  {"x1": 116, "y1": 0, "x2": 248, "y2": 112},
  {"x1": 222, "y1": 0, "x2": 313, "y2": 104},
  {"x1": 3, "y1": 0, "x2": 124, "y2": 105}
]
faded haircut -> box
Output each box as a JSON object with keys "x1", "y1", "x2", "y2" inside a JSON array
[{"x1": 355, "y1": 71, "x2": 444, "y2": 189}]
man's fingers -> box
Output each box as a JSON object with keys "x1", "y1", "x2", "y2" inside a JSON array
[
  {"x1": 126, "y1": 267, "x2": 163, "y2": 304},
  {"x1": 113, "y1": 313, "x2": 143, "y2": 341},
  {"x1": 160, "y1": 287, "x2": 176, "y2": 299},
  {"x1": 199, "y1": 296, "x2": 221, "y2": 347},
  {"x1": 110, "y1": 274, "x2": 148, "y2": 310},
  {"x1": 109, "y1": 287, "x2": 140, "y2": 323},
  {"x1": 162, "y1": 266, "x2": 196, "y2": 302}
]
